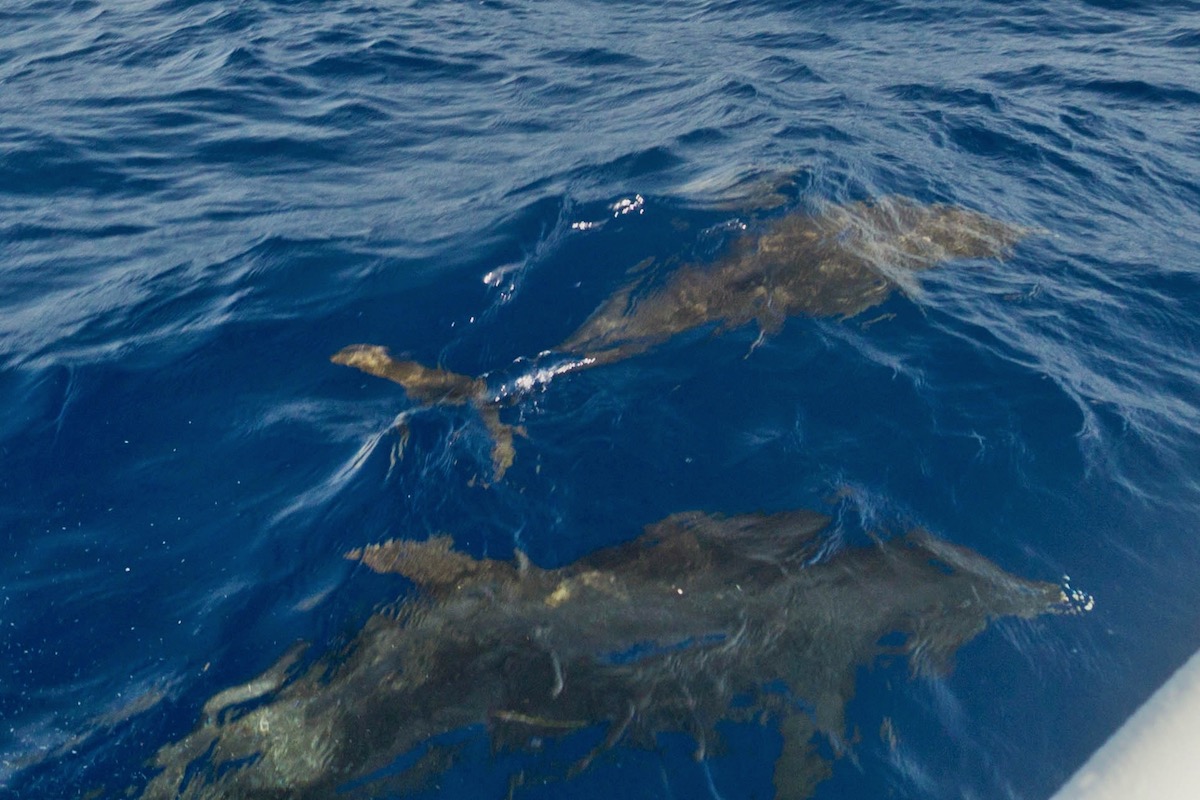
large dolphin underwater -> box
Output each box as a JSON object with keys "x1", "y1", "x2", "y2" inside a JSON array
[
  {"x1": 332, "y1": 196, "x2": 1030, "y2": 479},
  {"x1": 140, "y1": 509, "x2": 1077, "y2": 799}
]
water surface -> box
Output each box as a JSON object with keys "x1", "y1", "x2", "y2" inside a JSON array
[{"x1": 3, "y1": 1, "x2": 1199, "y2": 798}]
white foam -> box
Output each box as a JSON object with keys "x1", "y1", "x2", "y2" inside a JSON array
[{"x1": 507, "y1": 357, "x2": 596, "y2": 395}]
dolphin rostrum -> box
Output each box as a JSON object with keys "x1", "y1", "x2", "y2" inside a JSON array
[
  {"x1": 140, "y1": 509, "x2": 1076, "y2": 799},
  {"x1": 333, "y1": 196, "x2": 1030, "y2": 479}
]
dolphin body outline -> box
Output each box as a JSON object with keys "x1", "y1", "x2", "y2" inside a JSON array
[
  {"x1": 333, "y1": 196, "x2": 1030, "y2": 480},
  {"x1": 141, "y1": 509, "x2": 1070, "y2": 799}
]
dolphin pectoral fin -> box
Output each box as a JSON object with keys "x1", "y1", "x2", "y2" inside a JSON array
[{"x1": 332, "y1": 344, "x2": 485, "y2": 406}]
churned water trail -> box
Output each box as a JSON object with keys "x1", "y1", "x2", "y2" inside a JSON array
[{"x1": 2, "y1": 1, "x2": 1199, "y2": 798}]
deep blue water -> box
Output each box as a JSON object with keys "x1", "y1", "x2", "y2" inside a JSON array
[{"x1": 3, "y1": 0, "x2": 1200, "y2": 797}]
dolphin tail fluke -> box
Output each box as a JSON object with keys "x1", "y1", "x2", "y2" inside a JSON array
[
  {"x1": 477, "y1": 403, "x2": 523, "y2": 482},
  {"x1": 331, "y1": 344, "x2": 486, "y2": 406},
  {"x1": 345, "y1": 534, "x2": 517, "y2": 596},
  {"x1": 333, "y1": 344, "x2": 521, "y2": 481}
]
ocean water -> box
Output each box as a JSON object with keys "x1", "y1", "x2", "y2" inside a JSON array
[{"x1": 3, "y1": 0, "x2": 1200, "y2": 798}]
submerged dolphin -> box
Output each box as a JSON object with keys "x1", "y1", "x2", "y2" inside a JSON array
[
  {"x1": 140, "y1": 510, "x2": 1073, "y2": 799},
  {"x1": 333, "y1": 196, "x2": 1029, "y2": 479}
]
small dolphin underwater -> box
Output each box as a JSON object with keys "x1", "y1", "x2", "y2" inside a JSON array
[
  {"x1": 333, "y1": 196, "x2": 1030, "y2": 479},
  {"x1": 140, "y1": 509, "x2": 1076, "y2": 799}
]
